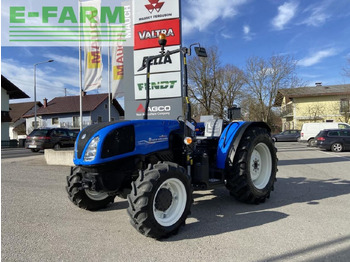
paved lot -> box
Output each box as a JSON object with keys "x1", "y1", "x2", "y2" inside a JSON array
[{"x1": 2, "y1": 143, "x2": 350, "y2": 262}]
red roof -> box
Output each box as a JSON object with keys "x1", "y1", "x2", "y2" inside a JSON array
[
  {"x1": 2, "y1": 75, "x2": 29, "y2": 99},
  {"x1": 9, "y1": 102, "x2": 42, "y2": 122},
  {"x1": 24, "y1": 94, "x2": 124, "y2": 117}
]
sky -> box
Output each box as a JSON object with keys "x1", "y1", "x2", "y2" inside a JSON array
[{"x1": 2, "y1": 0, "x2": 350, "y2": 108}]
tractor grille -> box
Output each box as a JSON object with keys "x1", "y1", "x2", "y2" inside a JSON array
[
  {"x1": 101, "y1": 125, "x2": 135, "y2": 158},
  {"x1": 77, "y1": 122, "x2": 120, "y2": 159}
]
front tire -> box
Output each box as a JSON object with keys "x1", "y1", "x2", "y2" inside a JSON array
[
  {"x1": 127, "y1": 162, "x2": 192, "y2": 239},
  {"x1": 66, "y1": 167, "x2": 115, "y2": 210},
  {"x1": 225, "y1": 126, "x2": 277, "y2": 204}
]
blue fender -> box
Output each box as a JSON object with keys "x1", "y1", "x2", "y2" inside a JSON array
[{"x1": 216, "y1": 121, "x2": 271, "y2": 170}]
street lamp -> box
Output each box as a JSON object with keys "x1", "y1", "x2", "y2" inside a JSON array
[{"x1": 33, "y1": 59, "x2": 54, "y2": 129}]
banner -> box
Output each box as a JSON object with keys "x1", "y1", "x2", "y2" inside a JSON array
[
  {"x1": 81, "y1": 0, "x2": 103, "y2": 91},
  {"x1": 111, "y1": 41, "x2": 124, "y2": 98}
]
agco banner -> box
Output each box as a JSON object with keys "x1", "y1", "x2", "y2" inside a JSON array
[{"x1": 125, "y1": 0, "x2": 183, "y2": 120}]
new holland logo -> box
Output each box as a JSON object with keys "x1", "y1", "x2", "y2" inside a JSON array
[{"x1": 145, "y1": 0, "x2": 165, "y2": 13}]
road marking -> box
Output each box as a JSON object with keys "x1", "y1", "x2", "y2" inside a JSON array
[{"x1": 318, "y1": 150, "x2": 350, "y2": 160}]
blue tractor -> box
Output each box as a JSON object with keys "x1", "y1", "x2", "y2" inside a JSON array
[{"x1": 66, "y1": 34, "x2": 277, "y2": 239}]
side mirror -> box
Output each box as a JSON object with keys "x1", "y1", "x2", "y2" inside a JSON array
[{"x1": 194, "y1": 47, "x2": 207, "y2": 58}]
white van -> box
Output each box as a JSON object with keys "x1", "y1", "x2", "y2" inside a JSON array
[{"x1": 299, "y1": 122, "x2": 350, "y2": 146}]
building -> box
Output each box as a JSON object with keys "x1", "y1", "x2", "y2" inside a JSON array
[
  {"x1": 274, "y1": 83, "x2": 350, "y2": 130},
  {"x1": 1, "y1": 75, "x2": 29, "y2": 147},
  {"x1": 23, "y1": 94, "x2": 125, "y2": 134},
  {"x1": 9, "y1": 102, "x2": 43, "y2": 140}
]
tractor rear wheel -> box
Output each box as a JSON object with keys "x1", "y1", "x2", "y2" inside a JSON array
[
  {"x1": 225, "y1": 126, "x2": 277, "y2": 204},
  {"x1": 127, "y1": 162, "x2": 192, "y2": 239},
  {"x1": 66, "y1": 167, "x2": 115, "y2": 210}
]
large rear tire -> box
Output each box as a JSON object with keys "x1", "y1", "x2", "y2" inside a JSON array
[
  {"x1": 66, "y1": 167, "x2": 115, "y2": 210},
  {"x1": 127, "y1": 162, "x2": 192, "y2": 239},
  {"x1": 225, "y1": 126, "x2": 277, "y2": 204}
]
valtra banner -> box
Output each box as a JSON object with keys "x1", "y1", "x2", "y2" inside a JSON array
[{"x1": 134, "y1": 18, "x2": 180, "y2": 50}]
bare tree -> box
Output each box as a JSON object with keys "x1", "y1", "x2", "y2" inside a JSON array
[
  {"x1": 337, "y1": 96, "x2": 350, "y2": 123},
  {"x1": 188, "y1": 47, "x2": 244, "y2": 118},
  {"x1": 213, "y1": 65, "x2": 245, "y2": 118},
  {"x1": 188, "y1": 46, "x2": 221, "y2": 115},
  {"x1": 341, "y1": 58, "x2": 350, "y2": 123},
  {"x1": 304, "y1": 104, "x2": 326, "y2": 122},
  {"x1": 243, "y1": 55, "x2": 298, "y2": 125},
  {"x1": 343, "y1": 57, "x2": 350, "y2": 78}
]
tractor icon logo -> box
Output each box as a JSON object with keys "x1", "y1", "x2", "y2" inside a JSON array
[
  {"x1": 145, "y1": 0, "x2": 165, "y2": 13},
  {"x1": 136, "y1": 104, "x2": 145, "y2": 113}
]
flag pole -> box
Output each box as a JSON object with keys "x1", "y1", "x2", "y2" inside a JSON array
[
  {"x1": 108, "y1": 22, "x2": 111, "y2": 122},
  {"x1": 79, "y1": 0, "x2": 83, "y2": 130}
]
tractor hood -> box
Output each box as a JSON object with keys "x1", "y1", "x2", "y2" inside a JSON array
[{"x1": 74, "y1": 120, "x2": 181, "y2": 166}]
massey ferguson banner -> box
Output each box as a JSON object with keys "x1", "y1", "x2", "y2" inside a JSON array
[
  {"x1": 82, "y1": 0, "x2": 103, "y2": 91},
  {"x1": 134, "y1": 0, "x2": 180, "y2": 25}
]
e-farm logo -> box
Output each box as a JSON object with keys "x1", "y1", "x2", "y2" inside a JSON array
[{"x1": 6, "y1": 2, "x2": 132, "y2": 46}]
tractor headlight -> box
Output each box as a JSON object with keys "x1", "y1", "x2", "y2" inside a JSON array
[{"x1": 84, "y1": 136, "x2": 99, "y2": 162}]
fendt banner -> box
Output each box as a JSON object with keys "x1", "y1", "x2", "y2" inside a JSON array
[{"x1": 125, "y1": 0, "x2": 183, "y2": 120}]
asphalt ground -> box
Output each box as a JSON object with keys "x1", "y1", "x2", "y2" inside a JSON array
[{"x1": 1, "y1": 142, "x2": 350, "y2": 262}]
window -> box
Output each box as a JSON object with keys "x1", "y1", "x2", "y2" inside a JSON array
[
  {"x1": 340, "y1": 99, "x2": 349, "y2": 113},
  {"x1": 340, "y1": 130, "x2": 350, "y2": 137},
  {"x1": 73, "y1": 116, "x2": 80, "y2": 127},
  {"x1": 97, "y1": 116, "x2": 102, "y2": 123},
  {"x1": 339, "y1": 123, "x2": 350, "y2": 129},
  {"x1": 31, "y1": 121, "x2": 39, "y2": 128},
  {"x1": 328, "y1": 131, "x2": 340, "y2": 137},
  {"x1": 52, "y1": 117, "x2": 59, "y2": 125},
  {"x1": 104, "y1": 104, "x2": 108, "y2": 109},
  {"x1": 111, "y1": 117, "x2": 115, "y2": 121}
]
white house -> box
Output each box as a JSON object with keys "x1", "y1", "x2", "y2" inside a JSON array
[
  {"x1": 1, "y1": 75, "x2": 29, "y2": 147},
  {"x1": 23, "y1": 93, "x2": 125, "y2": 134},
  {"x1": 9, "y1": 102, "x2": 42, "y2": 140}
]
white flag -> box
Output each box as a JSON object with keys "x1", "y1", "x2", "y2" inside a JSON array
[
  {"x1": 111, "y1": 41, "x2": 124, "y2": 98},
  {"x1": 81, "y1": 0, "x2": 103, "y2": 91}
]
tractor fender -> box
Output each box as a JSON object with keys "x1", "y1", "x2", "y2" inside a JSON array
[{"x1": 216, "y1": 121, "x2": 271, "y2": 170}]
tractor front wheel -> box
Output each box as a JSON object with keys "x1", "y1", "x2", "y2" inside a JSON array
[
  {"x1": 225, "y1": 126, "x2": 277, "y2": 204},
  {"x1": 66, "y1": 167, "x2": 115, "y2": 210},
  {"x1": 127, "y1": 162, "x2": 192, "y2": 239}
]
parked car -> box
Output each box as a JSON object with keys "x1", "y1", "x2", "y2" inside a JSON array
[
  {"x1": 299, "y1": 122, "x2": 350, "y2": 146},
  {"x1": 316, "y1": 129, "x2": 350, "y2": 152},
  {"x1": 68, "y1": 129, "x2": 80, "y2": 139},
  {"x1": 25, "y1": 128, "x2": 77, "y2": 152},
  {"x1": 272, "y1": 130, "x2": 300, "y2": 142}
]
